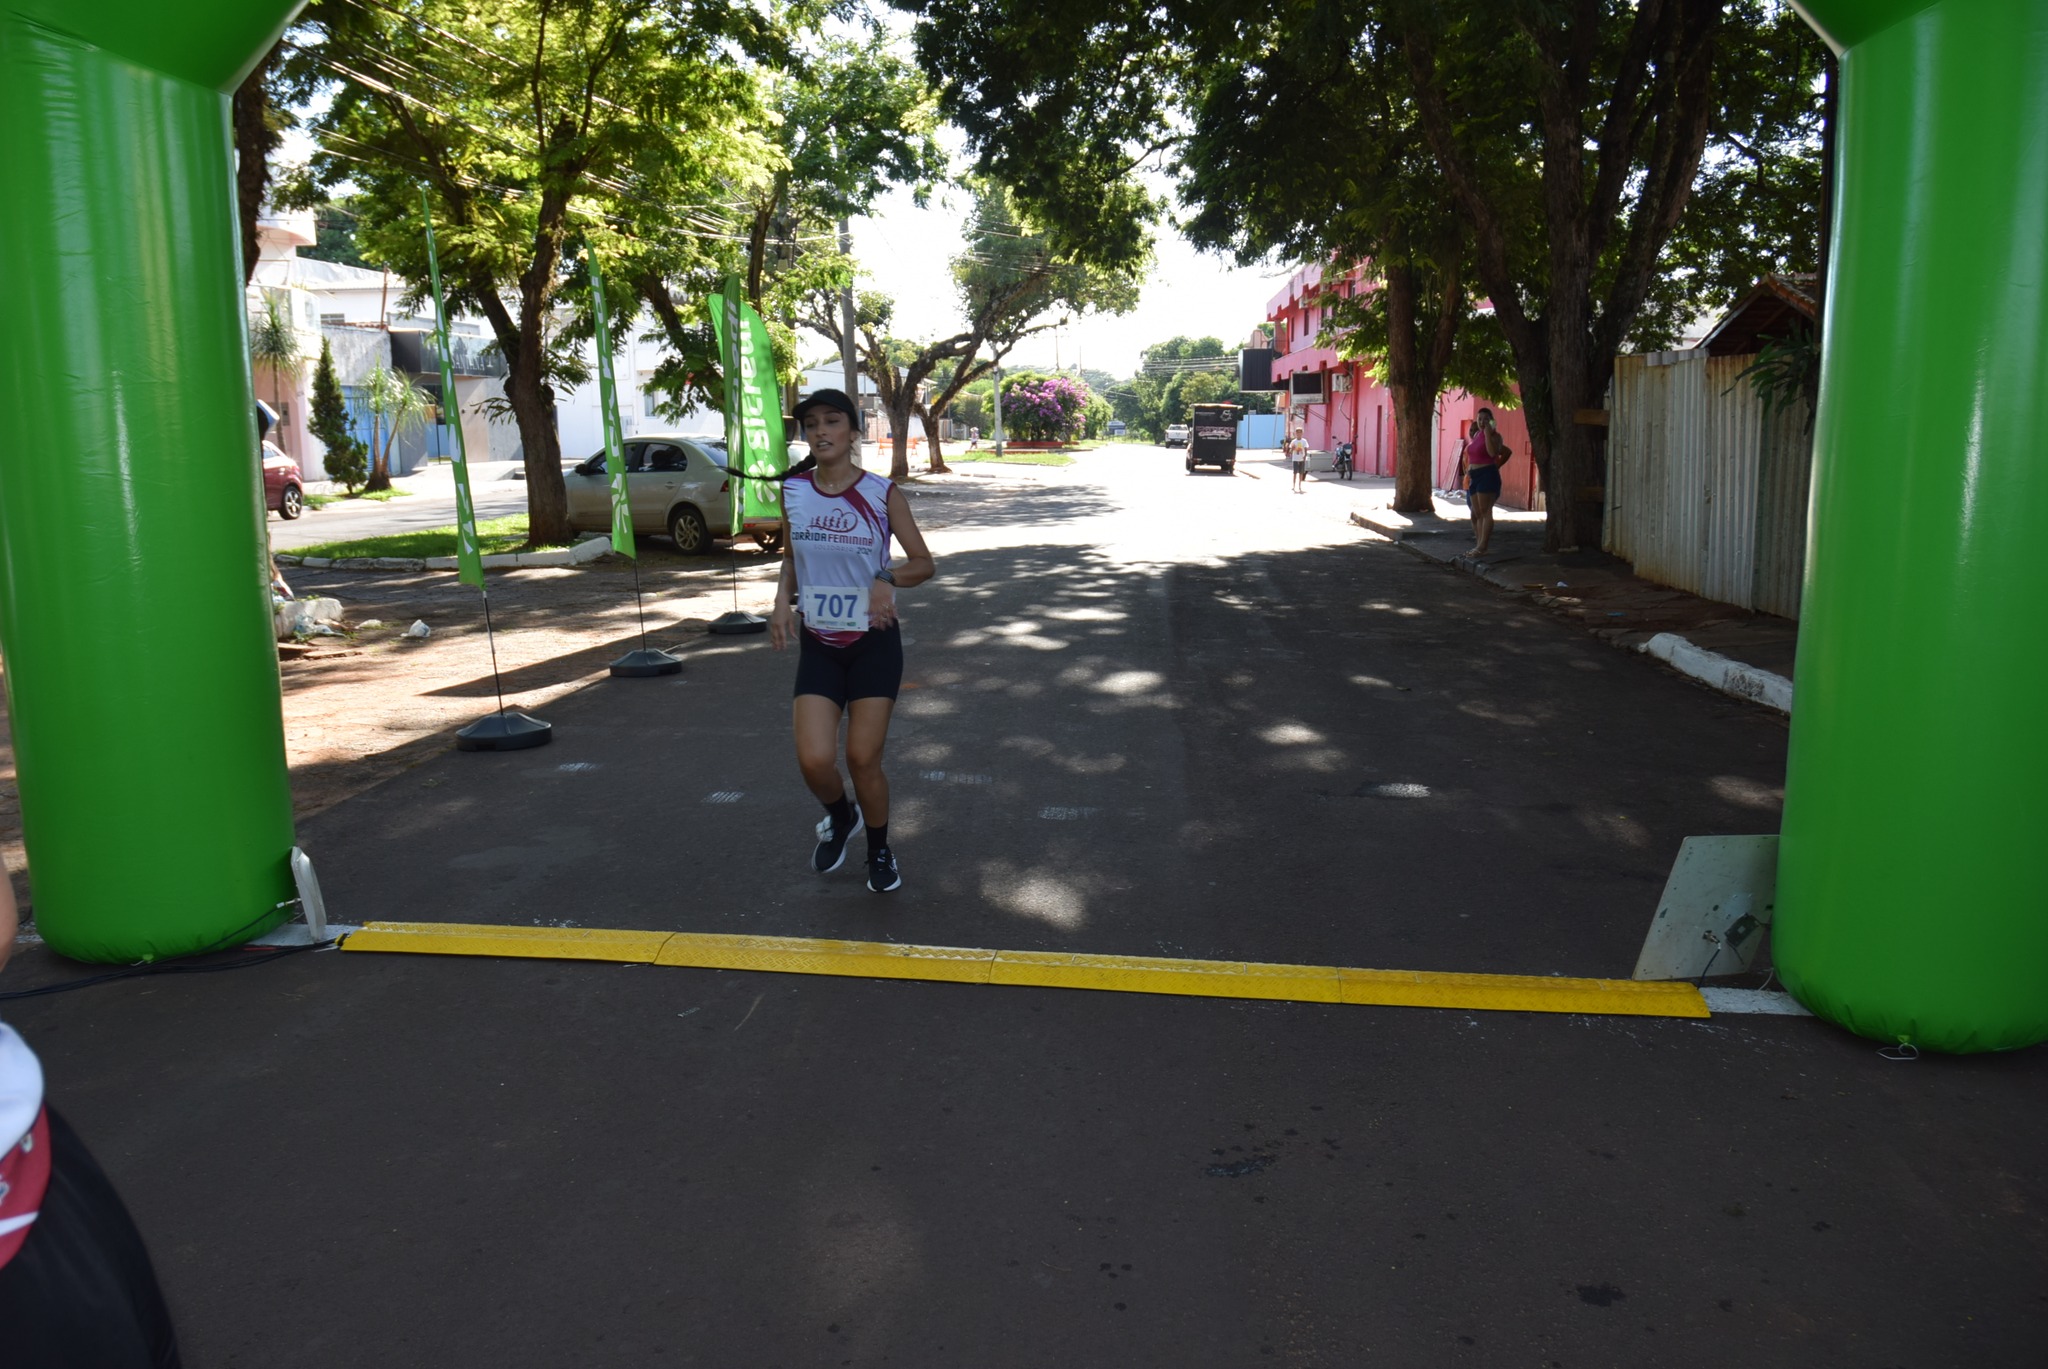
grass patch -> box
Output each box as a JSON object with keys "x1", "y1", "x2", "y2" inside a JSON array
[
  {"x1": 303, "y1": 492, "x2": 339, "y2": 509},
  {"x1": 949, "y1": 450, "x2": 1075, "y2": 467},
  {"x1": 356, "y1": 487, "x2": 415, "y2": 502},
  {"x1": 288, "y1": 514, "x2": 565, "y2": 561}
]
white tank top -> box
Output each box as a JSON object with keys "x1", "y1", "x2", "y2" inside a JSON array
[{"x1": 785, "y1": 469, "x2": 894, "y2": 646}]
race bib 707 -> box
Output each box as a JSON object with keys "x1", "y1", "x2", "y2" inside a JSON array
[{"x1": 802, "y1": 584, "x2": 869, "y2": 633}]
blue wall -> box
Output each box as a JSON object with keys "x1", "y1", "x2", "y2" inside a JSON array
[{"x1": 1238, "y1": 413, "x2": 1285, "y2": 449}]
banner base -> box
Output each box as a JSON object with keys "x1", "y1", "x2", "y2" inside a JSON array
[
  {"x1": 609, "y1": 647, "x2": 683, "y2": 677},
  {"x1": 456, "y1": 712, "x2": 553, "y2": 752},
  {"x1": 707, "y1": 611, "x2": 768, "y2": 636}
]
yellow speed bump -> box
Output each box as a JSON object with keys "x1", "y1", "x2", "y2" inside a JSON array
[{"x1": 339, "y1": 922, "x2": 1709, "y2": 1019}]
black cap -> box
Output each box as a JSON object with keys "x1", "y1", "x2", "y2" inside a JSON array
[{"x1": 793, "y1": 388, "x2": 860, "y2": 426}]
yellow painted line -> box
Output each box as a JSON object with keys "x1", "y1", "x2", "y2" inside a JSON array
[
  {"x1": 341, "y1": 921, "x2": 673, "y2": 963},
  {"x1": 654, "y1": 932, "x2": 997, "y2": 985},
  {"x1": 339, "y1": 922, "x2": 1710, "y2": 1019}
]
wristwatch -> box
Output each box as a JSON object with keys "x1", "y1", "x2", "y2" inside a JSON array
[{"x1": 874, "y1": 567, "x2": 897, "y2": 585}]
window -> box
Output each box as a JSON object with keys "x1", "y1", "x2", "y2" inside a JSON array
[
  {"x1": 643, "y1": 392, "x2": 661, "y2": 417},
  {"x1": 645, "y1": 443, "x2": 687, "y2": 472},
  {"x1": 320, "y1": 313, "x2": 346, "y2": 326}
]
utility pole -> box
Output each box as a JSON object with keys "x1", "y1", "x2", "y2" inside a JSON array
[
  {"x1": 838, "y1": 219, "x2": 858, "y2": 400},
  {"x1": 992, "y1": 365, "x2": 1005, "y2": 459}
]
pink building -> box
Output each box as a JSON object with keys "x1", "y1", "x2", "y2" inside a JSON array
[{"x1": 1263, "y1": 264, "x2": 1543, "y2": 511}]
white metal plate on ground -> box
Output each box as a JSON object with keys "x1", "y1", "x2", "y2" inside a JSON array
[
  {"x1": 1699, "y1": 987, "x2": 1812, "y2": 1016},
  {"x1": 1634, "y1": 835, "x2": 1779, "y2": 981}
]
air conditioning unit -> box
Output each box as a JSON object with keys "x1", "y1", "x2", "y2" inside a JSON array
[
  {"x1": 1288, "y1": 371, "x2": 1328, "y2": 404},
  {"x1": 1331, "y1": 372, "x2": 1353, "y2": 394}
]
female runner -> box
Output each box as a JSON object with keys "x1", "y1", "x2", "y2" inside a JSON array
[{"x1": 769, "y1": 389, "x2": 935, "y2": 892}]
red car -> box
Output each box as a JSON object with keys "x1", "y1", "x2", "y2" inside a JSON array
[{"x1": 262, "y1": 440, "x2": 305, "y2": 519}]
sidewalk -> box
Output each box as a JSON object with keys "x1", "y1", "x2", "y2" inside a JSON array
[
  {"x1": 303, "y1": 459, "x2": 527, "y2": 497},
  {"x1": 1241, "y1": 447, "x2": 1800, "y2": 712}
]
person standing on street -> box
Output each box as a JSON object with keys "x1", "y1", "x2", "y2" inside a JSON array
[
  {"x1": 1289, "y1": 425, "x2": 1309, "y2": 493},
  {"x1": 1455, "y1": 407, "x2": 1510, "y2": 557},
  {"x1": 0, "y1": 859, "x2": 184, "y2": 1367},
  {"x1": 769, "y1": 388, "x2": 937, "y2": 893}
]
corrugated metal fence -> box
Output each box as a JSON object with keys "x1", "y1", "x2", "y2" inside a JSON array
[{"x1": 1606, "y1": 351, "x2": 1813, "y2": 619}]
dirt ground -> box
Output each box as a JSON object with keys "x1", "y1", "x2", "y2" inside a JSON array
[{"x1": 0, "y1": 548, "x2": 785, "y2": 916}]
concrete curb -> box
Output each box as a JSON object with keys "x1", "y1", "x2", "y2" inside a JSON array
[
  {"x1": 1636, "y1": 632, "x2": 1793, "y2": 714},
  {"x1": 278, "y1": 536, "x2": 613, "y2": 574}
]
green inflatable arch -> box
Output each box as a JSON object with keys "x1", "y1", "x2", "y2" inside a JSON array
[
  {"x1": 1777, "y1": 0, "x2": 2048, "y2": 1052},
  {"x1": 0, "y1": 0, "x2": 304, "y2": 962},
  {"x1": 0, "y1": 0, "x2": 2040, "y2": 1053}
]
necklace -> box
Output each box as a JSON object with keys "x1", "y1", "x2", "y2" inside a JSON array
[{"x1": 812, "y1": 462, "x2": 860, "y2": 496}]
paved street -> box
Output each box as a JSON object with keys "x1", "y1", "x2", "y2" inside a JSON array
[
  {"x1": 268, "y1": 462, "x2": 536, "y2": 552},
  {"x1": 9, "y1": 445, "x2": 2044, "y2": 1366}
]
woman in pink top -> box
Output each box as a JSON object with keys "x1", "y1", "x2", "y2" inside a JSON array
[
  {"x1": 1455, "y1": 407, "x2": 1509, "y2": 556},
  {"x1": 769, "y1": 389, "x2": 936, "y2": 894}
]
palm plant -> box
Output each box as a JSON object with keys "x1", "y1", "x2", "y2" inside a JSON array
[
  {"x1": 248, "y1": 291, "x2": 302, "y2": 441},
  {"x1": 361, "y1": 364, "x2": 431, "y2": 492}
]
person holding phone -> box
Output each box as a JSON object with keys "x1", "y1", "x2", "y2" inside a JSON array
[
  {"x1": 1456, "y1": 407, "x2": 1510, "y2": 556},
  {"x1": 769, "y1": 389, "x2": 936, "y2": 893}
]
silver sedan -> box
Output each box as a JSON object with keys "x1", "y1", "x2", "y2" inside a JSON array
[{"x1": 564, "y1": 433, "x2": 782, "y2": 555}]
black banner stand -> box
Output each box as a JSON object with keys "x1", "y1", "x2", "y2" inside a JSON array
[
  {"x1": 456, "y1": 587, "x2": 552, "y2": 750},
  {"x1": 610, "y1": 553, "x2": 684, "y2": 674}
]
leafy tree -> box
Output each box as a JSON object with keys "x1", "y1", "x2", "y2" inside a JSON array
[
  {"x1": 1179, "y1": 17, "x2": 1513, "y2": 512},
  {"x1": 625, "y1": 32, "x2": 943, "y2": 424},
  {"x1": 902, "y1": 0, "x2": 1825, "y2": 546},
  {"x1": 802, "y1": 184, "x2": 1144, "y2": 477},
  {"x1": 741, "y1": 34, "x2": 947, "y2": 307},
  {"x1": 309, "y1": 339, "x2": 367, "y2": 491},
  {"x1": 1080, "y1": 391, "x2": 1113, "y2": 439},
  {"x1": 283, "y1": 0, "x2": 802, "y2": 545},
  {"x1": 302, "y1": 200, "x2": 374, "y2": 271}
]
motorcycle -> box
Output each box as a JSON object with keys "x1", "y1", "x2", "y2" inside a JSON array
[{"x1": 1332, "y1": 441, "x2": 1354, "y2": 479}]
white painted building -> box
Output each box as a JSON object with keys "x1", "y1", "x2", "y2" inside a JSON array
[{"x1": 247, "y1": 210, "x2": 517, "y2": 481}]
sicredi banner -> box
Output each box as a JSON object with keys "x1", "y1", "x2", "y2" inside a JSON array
[
  {"x1": 709, "y1": 277, "x2": 787, "y2": 530},
  {"x1": 418, "y1": 187, "x2": 486, "y2": 588},
  {"x1": 587, "y1": 253, "x2": 635, "y2": 559}
]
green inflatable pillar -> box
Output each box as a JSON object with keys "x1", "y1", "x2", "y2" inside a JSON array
[
  {"x1": 1778, "y1": 0, "x2": 2048, "y2": 1052},
  {"x1": 0, "y1": 1, "x2": 306, "y2": 961}
]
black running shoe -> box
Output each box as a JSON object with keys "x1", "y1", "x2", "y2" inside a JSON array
[
  {"x1": 866, "y1": 845, "x2": 902, "y2": 893},
  {"x1": 812, "y1": 805, "x2": 861, "y2": 874}
]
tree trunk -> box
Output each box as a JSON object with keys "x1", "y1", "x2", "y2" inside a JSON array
[
  {"x1": 508, "y1": 363, "x2": 569, "y2": 544},
  {"x1": 232, "y1": 44, "x2": 280, "y2": 286},
  {"x1": 1390, "y1": 384, "x2": 1438, "y2": 513},
  {"x1": 1381, "y1": 265, "x2": 1435, "y2": 513},
  {"x1": 366, "y1": 412, "x2": 391, "y2": 492},
  {"x1": 917, "y1": 405, "x2": 950, "y2": 474},
  {"x1": 885, "y1": 401, "x2": 913, "y2": 482},
  {"x1": 1540, "y1": 302, "x2": 1606, "y2": 552}
]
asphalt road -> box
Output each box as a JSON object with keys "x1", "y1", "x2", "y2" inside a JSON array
[{"x1": 9, "y1": 445, "x2": 2044, "y2": 1366}]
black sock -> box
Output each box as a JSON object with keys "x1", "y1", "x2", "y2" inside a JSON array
[
  {"x1": 825, "y1": 795, "x2": 854, "y2": 835},
  {"x1": 866, "y1": 823, "x2": 888, "y2": 856}
]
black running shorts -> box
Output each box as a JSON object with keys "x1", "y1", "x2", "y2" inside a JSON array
[{"x1": 794, "y1": 623, "x2": 904, "y2": 705}]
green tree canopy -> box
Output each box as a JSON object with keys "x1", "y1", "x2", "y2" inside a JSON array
[
  {"x1": 802, "y1": 183, "x2": 1145, "y2": 476},
  {"x1": 900, "y1": 0, "x2": 1827, "y2": 544},
  {"x1": 282, "y1": 0, "x2": 807, "y2": 544}
]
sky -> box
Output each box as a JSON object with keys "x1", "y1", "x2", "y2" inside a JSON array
[{"x1": 834, "y1": 177, "x2": 1295, "y2": 381}]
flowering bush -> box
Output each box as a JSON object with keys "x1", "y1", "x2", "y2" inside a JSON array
[{"x1": 1000, "y1": 374, "x2": 1091, "y2": 442}]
